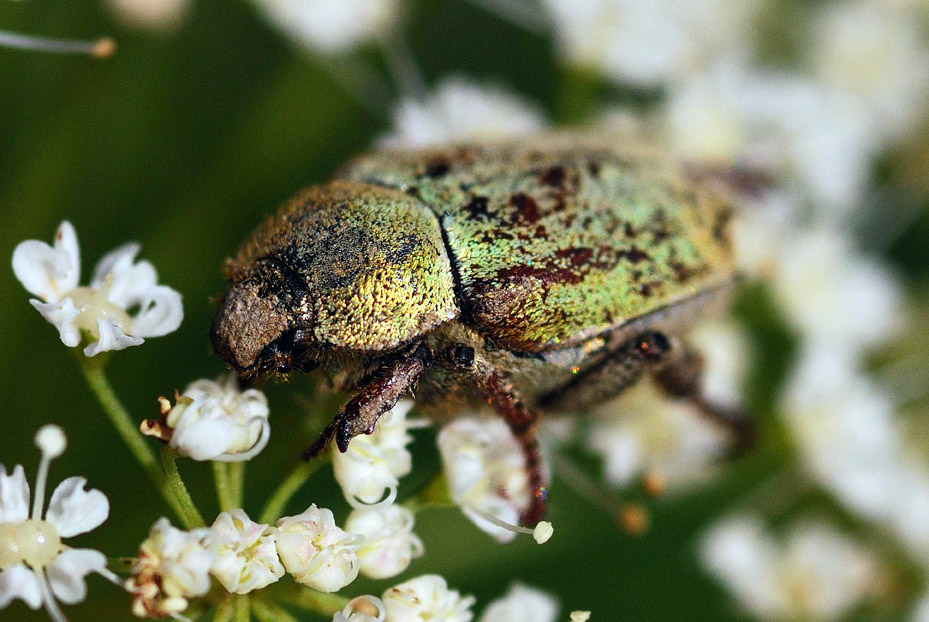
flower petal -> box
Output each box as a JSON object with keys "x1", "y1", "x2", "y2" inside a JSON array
[
  {"x1": 0, "y1": 464, "x2": 30, "y2": 523},
  {"x1": 130, "y1": 285, "x2": 184, "y2": 338},
  {"x1": 83, "y1": 319, "x2": 144, "y2": 357},
  {"x1": 90, "y1": 242, "x2": 144, "y2": 291},
  {"x1": 47, "y1": 548, "x2": 106, "y2": 605},
  {"x1": 46, "y1": 476, "x2": 109, "y2": 538},
  {"x1": 11, "y1": 221, "x2": 80, "y2": 303},
  {"x1": 0, "y1": 565, "x2": 42, "y2": 609},
  {"x1": 30, "y1": 298, "x2": 82, "y2": 348}
]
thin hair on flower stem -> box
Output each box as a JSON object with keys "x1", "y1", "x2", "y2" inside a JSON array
[{"x1": 0, "y1": 30, "x2": 115, "y2": 58}]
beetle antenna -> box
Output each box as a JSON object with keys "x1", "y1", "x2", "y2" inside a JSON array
[{"x1": 0, "y1": 30, "x2": 116, "y2": 58}]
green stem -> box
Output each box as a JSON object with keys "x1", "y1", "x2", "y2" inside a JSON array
[
  {"x1": 235, "y1": 595, "x2": 250, "y2": 622},
  {"x1": 268, "y1": 582, "x2": 348, "y2": 616},
  {"x1": 258, "y1": 457, "x2": 327, "y2": 525},
  {"x1": 229, "y1": 461, "x2": 245, "y2": 508},
  {"x1": 160, "y1": 447, "x2": 206, "y2": 528},
  {"x1": 213, "y1": 462, "x2": 235, "y2": 512},
  {"x1": 251, "y1": 598, "x2": 298, "y2": 622},
  {"x1": 76, "y1": 355, "x2": 190, "y2": 522},
  {"x1": 215, "y1": 597, "x2": 236, "y2": 622}
]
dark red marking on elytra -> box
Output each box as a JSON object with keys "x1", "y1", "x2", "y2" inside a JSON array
[
  {"x1": 510, "y1": 193, "x2": 541, "y2": 225},
  {"x1": 539, "y1": 166, "x2": 566, "y2": 188}
]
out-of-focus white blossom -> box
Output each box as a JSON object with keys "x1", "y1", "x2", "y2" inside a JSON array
[
  {"x1": 570, "y1": 613, "x2": 591, "y2": 622},
  {"x1": 810, "y1": 1, "x2": 929, "y2": 143},
  {"x1": 105, "y1": 0, "x2": 190, "y2": 31},
  {"x1": 333, "y1": 400, "x2": 414, "y2": 508},
  {"x1": 345, "y1": 505, "x2": 423, "y2": 580},
  {"x1": 912, "y1": 590, "x2": 929, "y2": 622},
  {"x1": 275, "y1": 504, "x2": 361, "y2": 592},
  {"x1": 383, "y1": 575, "x2": 475, "y2": 622},
  {"x1": 127, "y1": 518, "x2": 213, "y2": 619},
  {"x1": 333, "y1": 595, "x2": 387, "y2": 622},
  {"x1": 667, "y1": 62, "x2": 878, "y2": 216},
  {"x1": 437, "y1": 417, "x2": 531, "y2": 543},
  {"x1": 589, "y1": 381, "x2": 728, "y2": 491},
  {"x1": 146, "y1": 374, "x2": 271, "y2": 462},
  {"x1": 783, "y1": 345, "x2": 929, "y2": 558},
  {"x1": 0, "y1": 426, "x2": 111, "y2": 622},
  {"x1": 541, "y1": 0, "x2": 766, "y2": 87},
  {"x1": 479, "y1": 583, "x2": 559, "y2": 622},
  {"x1": 701, "y1": 515, "x2": 877, "y2": 620},
  {"x1": 253, "y1": 0, "x2": 398, "y2": 53},
  {"x1": 12, "y1": 221, "x2": 183, "y2": 357},
  {"x1": 772, "y1": 229, "x2": 903, "y2": 353},
  {"x1": 380, "y1": 77, "x2": 546, "y2": 148},
  {"x1": 206, "y1": 509, "x2": 284, "y2": 594},
  {"x1": 689, "y1": 319, "x2": 752, "y2": 410}
]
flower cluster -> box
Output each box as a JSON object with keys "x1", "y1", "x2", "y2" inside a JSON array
[
  {"x1": 0, "y1": 426, "x2": 115, "y2": 622},
  {"x1": 12, "y1": 221, "x2": 183, "y2": 357}
]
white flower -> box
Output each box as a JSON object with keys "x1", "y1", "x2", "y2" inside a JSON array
[
  {"x1": 12, "y1": 221, "x2": 183, "y2": 357},
  {"x1": 252, "y1": 0, "x2": 398, "y2": 53},
  {"x1": 667, "y1": 61, "x2": 878, "y2": 217},
  {"x1": 782, "y1": 345, "x2": 929, "y2": 557},
  {"x1": 383, "y1": 575, "x2": 475, "y2": 622},
  {"x1": 345, "y1": 505, "x2": 423, "y2": 580},
  {"x1": 772, "y1": 228, "x2": 903, "y2": 353},
  {"x1": 127, "y1": 518, "x2": 213, "y2": 618},
  {"x1": 479, "y1": 583, "x2": 559, "y2": 622},
  {"x1": 541, "y1": 0, "x2": 765, "y2": 87},
  {"x1": 688, "y1": 319, "x2": 752, "y2": 411},
  {"x1": 810, "y1": 0, "x2": 929, "y2": 143},
  {"x1": 105, "y1": 0, "x2": 190, "y2": 31},
  {"x1": 149, "y1": 373, "x2": 271, "y2": 462},
  {"x1": 333, "y1": 595, "x2": 387, "y2": 622},
  {"x1": 570, "y1": 613, "x2": 591, "y2": 622},
  {"x1": 333, "y1": 400, "x2": 415, "y2": 508},
  {"x1": 437, "y1": 417, "x2": 531, "y2": 543},
  {"x1": 275, "y1": 504, "x2": 361, "y2": 592},
  {"x1": 380, "y1": 77, "x2": 546, "y2": 148},
  {"x1": 588, "y1": 381, "x2": 728, "y2": 492},
  {"x1": 0, "y1": 425, "x2": 112, "y2": 622},
  {"x1": 912, "y1": 589, "x2": 929, "y2": 622},
  {"x1": 206, "y1": 509, "x2": 284, "y2": 594},
  {"x1": 700, "y1": 515, "x2": 877, "y2": 620}
]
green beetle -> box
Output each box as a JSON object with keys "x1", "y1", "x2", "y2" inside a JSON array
[{"x1": 211, "y1": 131, "x2": 738, "y2": 524}]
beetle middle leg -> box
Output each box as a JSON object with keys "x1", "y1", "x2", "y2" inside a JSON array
[
  {"x1": 539, "y1": 330, "x2": 673, "y2": 411},
  {"x1": 303, "y1": 342, "x2": 433, "y2": 458}
]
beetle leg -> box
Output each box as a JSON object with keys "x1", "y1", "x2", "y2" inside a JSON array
[
  {"x1": 539, "y1": 330, "x2": 672, "y2": 411},
  {"x1": 653, "y1": 344, "x2": 756, "y2": 453},
  {"x1": 303, "y1": 342, "x2": 433, "y2": 458},
  {"x1": 478, "y1": 371, "x2": 548, "y2": 527}
]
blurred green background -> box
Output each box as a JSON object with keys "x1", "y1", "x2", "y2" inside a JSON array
[{"x1": 2, "y1": 0, "x2": 928, "y2": 620}]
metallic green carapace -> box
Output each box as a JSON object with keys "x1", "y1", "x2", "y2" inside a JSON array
[
  {"x1": 339, "y1": 131, "x2": 734, "y2": 353},
  {"x1": 212, "y1": 130, "x2": 741, "y2": 524}
]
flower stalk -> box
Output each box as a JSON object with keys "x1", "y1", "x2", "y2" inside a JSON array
[
  {"x1": 161, "y1": 446, "x2": 206, "y2": 528},
  {"x1": 259, "y1": 457, "x2": 326, "y2": 525}
]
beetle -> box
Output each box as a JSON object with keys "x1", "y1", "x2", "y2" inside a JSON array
[{"x1": 210, "y1": 130, "x2": 739, "y2": 526}]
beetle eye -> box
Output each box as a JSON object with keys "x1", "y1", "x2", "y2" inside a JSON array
[{"x1": 448, "y1": 345, "x2": 475, "y2": 369}]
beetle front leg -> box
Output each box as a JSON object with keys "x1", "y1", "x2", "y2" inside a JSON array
[
  {"x1": 477, "y1": 371, "x2": 548, "y2": 527},
  {"x1": 303, "y1": 342, "x2": 433, "y2": 458}
]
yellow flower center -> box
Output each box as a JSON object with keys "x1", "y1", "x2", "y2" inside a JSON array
[
  {"x1": 67, "y1": 281, "x2": 133, "y2": 336},
  {"x1": 0, "y1": 519, "x2": 63, "y2": 569}
]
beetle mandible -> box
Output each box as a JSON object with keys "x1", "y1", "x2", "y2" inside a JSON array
[{"x1": 210, "y1": 130, "x2": 739, "y2": 526}]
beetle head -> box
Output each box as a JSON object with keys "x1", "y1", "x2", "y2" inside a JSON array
[{"x1": 211, "y1": 277, "x2": 316, "y2": 377}]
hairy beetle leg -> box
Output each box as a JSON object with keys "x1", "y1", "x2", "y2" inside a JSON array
[
  {"x1": 479, "y1": 372, "x2": 548, "y2": 527},
  {"x1": 302, "y1": 342, "x2": 433, "y2": 459}
]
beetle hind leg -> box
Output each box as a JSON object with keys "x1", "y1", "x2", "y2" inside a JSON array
[{"x1": 303, "y1": 342, "x2": 433, "y2": 459}]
